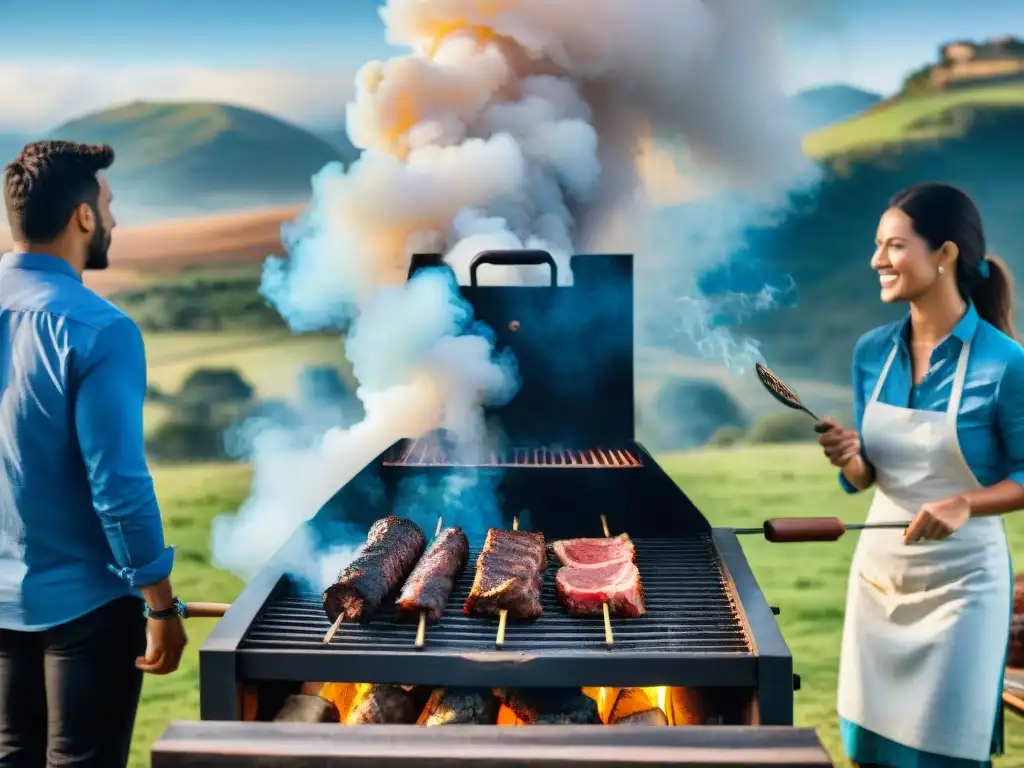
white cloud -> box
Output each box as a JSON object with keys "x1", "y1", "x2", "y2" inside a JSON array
[{"x1": 0, "y1": 61, "x2": 356, "y2": 132}]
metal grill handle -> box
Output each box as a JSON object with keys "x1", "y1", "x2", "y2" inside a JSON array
[{"x1": 469, "y1": 250, "x2": 558, "y2": 287}]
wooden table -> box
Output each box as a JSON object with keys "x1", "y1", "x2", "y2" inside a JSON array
[{"x1": 1004, "y1": 667, "x2": 1024, "y2": 718}]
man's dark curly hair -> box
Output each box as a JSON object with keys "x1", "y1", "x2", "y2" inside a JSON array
[{"x1": 3, "y1": 140, "x2": 115, "y2": 243}]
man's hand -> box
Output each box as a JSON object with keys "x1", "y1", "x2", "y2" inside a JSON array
[
  {"x1": 904, "y1": 495, "x2": 972, "y2": 544},
  {"x1": 817, "y1": 417, "x2": 862, "y2": 468},
  {"x1": 136, "y1": 616, "x2": 188, "y2": 675}
]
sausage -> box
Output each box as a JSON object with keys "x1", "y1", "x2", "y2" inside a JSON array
[
  {"x1": 395, "y1": 527, "x2": 470, "y2": 624},
  {"x1": 763, "y1": 517, "x2": 846, "y2": 543},
  {"x1": 273, "y1": 694, "x2": 340, "y2": 723}
]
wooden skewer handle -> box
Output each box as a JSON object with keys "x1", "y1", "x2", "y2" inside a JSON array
[
  {"x1": 733, "y1": 517, "x2": 907, "y2": 543},
  {"x1": 183, "y1": 602, "x2": 230, "y2": 618}
]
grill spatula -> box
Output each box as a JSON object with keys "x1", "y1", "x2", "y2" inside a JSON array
[{"x1": 754, "y1": 361, "x2": 832, "y2": 433}]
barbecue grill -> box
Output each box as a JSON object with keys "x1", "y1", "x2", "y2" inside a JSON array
[{"x1": 159, "y1": 251, "x2": 823, "y2": 766}]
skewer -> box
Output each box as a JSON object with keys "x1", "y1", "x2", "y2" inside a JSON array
[
  {"x1": 414, "y1": 516, "x2": 445, "y2": 650},
  {"x1": 599, "y1": 515, "x2": 614, "y2": 648},
  {"x1": 495, "y1": 515, "x2": 519, "y2": 649},
  {"x1": 323, "y1": 612, "x2": 343, "y2": 644}
]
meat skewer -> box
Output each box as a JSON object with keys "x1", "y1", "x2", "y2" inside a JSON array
[
  {"x1": 416, "y1": 517, "x2": 443, "y2": 648},
  {"x1": 497, "y1": 516, "x2": 518, "y2": 649},
  {"x1": 393, "y1": 516, "x2": 469, "y2": 649},
  {"x1": 732, "y1": 516, "x2": 907, "y2": 542},
  {"x1": 598, "y1": 514, "x2": 615, "y2": 648},
  {"x1": 322, "y1": 516, "x2": 427, "y2": 643},
  {"x1": 551, "y1": 532, "x2": 645, "y2": 619},
  {"x1": 464, "y1": 518, "x2": 546, "y2": 644}
]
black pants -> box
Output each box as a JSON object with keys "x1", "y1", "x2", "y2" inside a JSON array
[{"x1": 0, "y1": 597, "x2": 146, "y2": 768}]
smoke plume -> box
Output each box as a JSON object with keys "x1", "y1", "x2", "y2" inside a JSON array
[{"x1": 210, "y1": 0, "x2": 812, "y2": 583}]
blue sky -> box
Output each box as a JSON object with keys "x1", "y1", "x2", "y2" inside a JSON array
[{"x1": 0, "y1": 0, "x2": 1020, "y2": 132}]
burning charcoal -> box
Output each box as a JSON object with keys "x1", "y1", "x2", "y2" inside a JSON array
[
  {"x1": 422, "y1": 688, "x2": 500, "y2": 725},
  {"x1": 345, "y1": 685, "x2": 428, "y2": 725},
  {"x1": 273, "y1": 694, "x2": 340, "y2": 723},
  {"x1": 494, "y1": 688, "x2": 601, "y2": 725},
  {"x1": 613, "y1": 707, "x2": 669, "y2": 726}
]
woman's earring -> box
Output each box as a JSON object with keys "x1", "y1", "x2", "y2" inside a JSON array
[{"x1": 937, "y1": 266, "x2": 945, "y2": 276}]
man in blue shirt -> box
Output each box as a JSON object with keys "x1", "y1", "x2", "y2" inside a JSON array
[{"x1": 0, "y1": 141, "x2": 187, "y2": 767}]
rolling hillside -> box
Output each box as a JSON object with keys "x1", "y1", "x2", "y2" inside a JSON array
[
  {"x1": 790, "y1": 84, "x2": 882, "y2": 133},
  {"x1": 45, "y1": 102, "x2": 359, "y2": 218},
  {"x1": 803, "y1": 82, "x2": 1024, "y2": 157},
  {"x1": 729, "y1": 80, "x2": 1024, "y2": 384}
]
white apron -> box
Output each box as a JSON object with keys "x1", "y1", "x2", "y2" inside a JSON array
[{"x1": 837, "y1": 340, "x2": 1011, "y2": 762}]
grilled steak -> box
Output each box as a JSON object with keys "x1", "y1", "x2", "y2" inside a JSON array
[
  {"x1": 273, "y1": 693, "x2": 341, "y2": 723},
  {"x1": 422, "y1": 688, "x2": 500, "y2": 725},
  {"x1": 345, "y1": 685, "x2": 428, "y2": 725},
  {"x1": 552, "y1": 534, "x2": 635, "y2": 567},
  {"x1": 394, "y1": 527, "x2": 469, "y2": 624},
  {"x1": 322, "y1": 516, "x2": 426, "y2": 624},
  {"x1": 555, "y1": 558, "x2": 645, "y2": 617},
  {"x1": 494, "y1": 688, "x2": 600, "y2": 725},
  {"x1": 464, "y1": 528, "x2": 547, "y2": 620},
  {"x1": 613, "y1": 707, "x2": 669, "y2": 726}
]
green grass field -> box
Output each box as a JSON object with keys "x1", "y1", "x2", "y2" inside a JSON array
[
  {"x1": 803, "y1": 83, "x2": 1024, "y2": 158},
  {"x1": 145, "y1": 331, "x2": 348, "y2": 398},
  {"x1": 131, "y1": 445, "x2": 1024, "y2": 767}
]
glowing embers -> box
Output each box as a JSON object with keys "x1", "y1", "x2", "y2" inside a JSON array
[{"x1": 383, "y1": 440, "x2": 641, "y2": 468}]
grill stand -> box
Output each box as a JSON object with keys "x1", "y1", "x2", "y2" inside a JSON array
[{"x1": 713, "y1": 530, "x2": 794, "y2": 726}]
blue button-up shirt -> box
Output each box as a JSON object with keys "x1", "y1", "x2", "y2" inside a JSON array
[
  {"x1": 0, "y1": 252, "x2": 174, "y2": 630},
  {"x1": 841, "y1": 302, "x2": 1024, "y2": 493}
]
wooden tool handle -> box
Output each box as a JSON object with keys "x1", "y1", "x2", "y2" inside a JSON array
[
  {"x1": 763, "y1": 517, "x2": 846, "y2": 543},
  {"x1": 183, "y1": 602, "x2": 230, "y2": 618}
]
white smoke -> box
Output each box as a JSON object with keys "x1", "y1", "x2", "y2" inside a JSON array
[{"x1": 210, "y1": 0, "x2": 813, "y2": 582}]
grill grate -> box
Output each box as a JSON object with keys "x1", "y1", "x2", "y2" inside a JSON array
[
  {"x1": 241, "y1": 537, "x2": 749, "y2": 656},
  {"x1": 381, "y1": 442, "x2": 642, "y2": 468}
]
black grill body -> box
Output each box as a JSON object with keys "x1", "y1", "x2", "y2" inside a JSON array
[{"x1": 196, "y1": 251, "x2": 795, "y2": 736}]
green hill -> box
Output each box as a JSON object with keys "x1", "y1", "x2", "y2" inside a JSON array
[
  {"x1": 790, "y1": 84, "x2": 882, "y2": 133},
  {"x1": 803, "y1": 82, "x2": 1024, "y2": 158},
  {"x1": 47, "y1": 102, "x2": 360, "y2": 214},
  {"x1": 723, "y1": 83, "x2": 1024, "y2": 385}
]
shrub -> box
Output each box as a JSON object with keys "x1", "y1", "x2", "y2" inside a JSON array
[
  {"x1": 748, "y1": 412, "x2": 818, "y2": 444},
  {"x1": 708, "y1": 425, "x2": 747, "y2": 448},
  {"x1": 646, "y1": 378, "x2": 749, "y2": 450},
  {"x1": 145, "y1": 419, "x2": 225, "y2": 462},
  {"x1": 178, "y1": 368, "x2": 255, "y2": 406}
]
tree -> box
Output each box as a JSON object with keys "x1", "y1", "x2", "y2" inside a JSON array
[
  {"x1": 645, "y1": 378, "x2": 749, "y2": 451},
  {"x1": 145, "y1": 419, "x2": 224, "y2": 462},
  {"x1": 178, "y1": 367, "x2": 255, "y2": 406}
]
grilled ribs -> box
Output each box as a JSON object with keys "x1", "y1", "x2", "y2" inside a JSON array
[
  {"x1": 322, "y1": 516, "x2": 426, "y2": 624},
  {"x1": 394, "y1": 526, "x2": 469, "y2": 624},
  {"x1": 464, "y1": 528, "x2": 546, "y2": 620}
]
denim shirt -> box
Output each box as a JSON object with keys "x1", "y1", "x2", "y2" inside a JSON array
[
  {"x1": 0, "y1": 253, "x2": 174, "y2": 630},
  {"x1": 841, "y1": 302, "x2": 1024, "y2": 494}
]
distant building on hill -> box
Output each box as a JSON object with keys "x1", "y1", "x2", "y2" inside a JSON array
[{"x1": 931, "y1": 36, "x2": 1024, "y2": 89}]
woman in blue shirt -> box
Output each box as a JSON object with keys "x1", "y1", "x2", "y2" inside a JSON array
[{"x1": 818, "y1": 182, "x2": 1024, "y2": 768}]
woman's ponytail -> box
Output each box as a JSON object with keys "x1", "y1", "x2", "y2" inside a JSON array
[{"x1": 971, "y1": 255, "x2": 1016, "y2": 339}]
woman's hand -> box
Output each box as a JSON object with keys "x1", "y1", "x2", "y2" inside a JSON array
[
  {"x1": 903, "y1": 495, "x2": 972, "y2": 544},
  {"x1": 817, "y1": 417, "x2": 862, "y2": 468}
]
